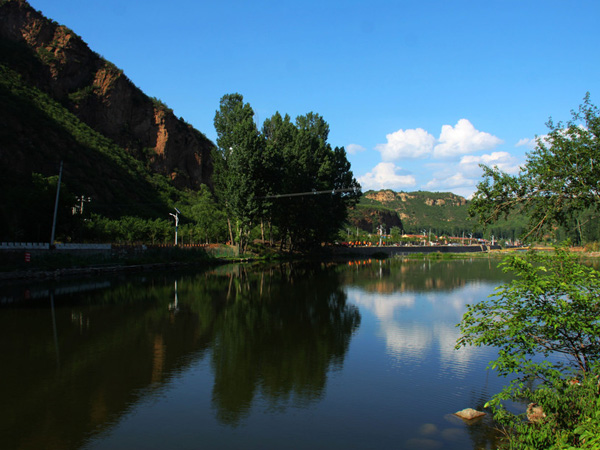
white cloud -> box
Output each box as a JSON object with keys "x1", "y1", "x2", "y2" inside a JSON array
[
  {"x1": 460, "y1": 151, "x2": 521, "y2": 176},
  {"x1": 425, "y1": 172, "x2": 475, "y2": 190},
  {"x1": 346, "y1": 289, "x2": 416, "y2": 320},
  {"x1": 516, "y1": 133, "x2": 551, "y2": 149},
  {"x1": 346, "y1": 143, "x2": 366, "y2": 154},
  {"x1": 357, "y1": 162, "x2": 417, "y2": 190},
  {"x1": 374, "y1": 119, "x2": 502, "y2": 162},
  {"x1": 516, "y1": 137, "x2": 535, "y2": 148},
  {"x1": 433, "y1": 119, "x2": 503, "y2": 158},
  {"x1": 375, "y1": 128, "x2": 435, "y2": 160},
  {"x1": 381, "y1": 321, "x2": 432, "y2": 360},
  {"x1": 422, "y1": 168, "x2": 480, "y2": 198},
  {"x1": 347, "y1": 282, "x2": 499, "y2": 372}
]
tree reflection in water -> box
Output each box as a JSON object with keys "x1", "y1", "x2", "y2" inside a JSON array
[
  {"x1": 209, "y1": 263, "x2": 360, "y2": 425},
  {"x1": 0, "y1": 262, "x2": 360, "y2": 449}
]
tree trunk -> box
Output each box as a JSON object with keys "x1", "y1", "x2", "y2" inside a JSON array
[{"x1": 227, "y1": 217, "x2": 234, "y2": 245}]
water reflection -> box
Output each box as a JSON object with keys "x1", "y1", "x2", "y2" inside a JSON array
[
  {"x1": 342, "y1": 258, "x2": 510, "y2": 449},
  {"x1": 208, "y1": 264, "x2": 360, "y2": 425},
  {"x1": 344, "y1": 259, "x2": 510, "y2": 373},
  {"x1": 1, "y1": 258, "x2": 514, "y2": 450},
  {"x1": 0, "y1": 262, "x2": 359, "y2": 449}
]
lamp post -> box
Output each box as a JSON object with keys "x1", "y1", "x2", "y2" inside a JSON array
[
  {"x1": 169, "y1": 208, "x2": 180, "y2": 246},
  {"x1": 377, "y1": 224, "x2": 385, "y2": 246}
]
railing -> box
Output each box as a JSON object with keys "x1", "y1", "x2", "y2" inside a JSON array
[
  {"x1": 0, "y1": 242, "x2": 50, "y2": 250},
  {"x1": 0, "y1": 242, "x2": 111, "y2": 250}
]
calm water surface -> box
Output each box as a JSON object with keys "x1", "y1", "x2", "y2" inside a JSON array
[{"x1": 0, "y1": 258, "x2": 513, "y2": 449}]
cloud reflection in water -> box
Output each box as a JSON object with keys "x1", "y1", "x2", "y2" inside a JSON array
[{"x1": 346, "y1": 281, "x2": 499, "y2": 376}]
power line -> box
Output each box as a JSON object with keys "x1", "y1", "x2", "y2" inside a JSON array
[{"x1": 262, "y1": 187, "x2": 360, "y2": 199}]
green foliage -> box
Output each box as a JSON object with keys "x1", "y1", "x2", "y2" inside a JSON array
[
  {"x1": 36, "y1": 46, "x2": 57, "y2": 64},
  {"x1": 150, "y1": 96, "x2": 173, "y2": 113},
  {"x1": 213, "y1": 93, "x2": 360, "y2": 252},
  {"x1": 178, "y1": 185, "x2": 228, "y2": 244},
  {"x1": 357, "y1": 189, "x2": 530, "y2": 240},
  {"x1": 360, "y1": 190, "x2": 471, "y2": 233},
  {"x1": 68, "y1": 85, "x2": 94, "y2": 104},
  {"x1": 0, "y1": 63, "x2": 191, "y2": 240},
  {"x1": 262, "y1": 111, "x2": 361, "y2": 249},
  {"x1": 458, "y1": 95, "x2": 600, "y2": 446},
  {"x1": 484, "y1": 373, "x2": 600, "y2": 450},
  {"x1": 458, "y1": 248, "x2": 600, "y2": 378},
  {"x1": 0, "y1": 171, "x2": 78, "y2": 242},
  {"x1": 213, "y1": 93, "x2": 264, "y2": 250},
  {"x1": 457, "y1": 248, "x2": 600, "y2": 448},
  {"x1": 470, "y1": 94, "x2": 600, "y2": 241}
]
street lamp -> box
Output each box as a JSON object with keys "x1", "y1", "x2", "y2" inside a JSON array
[
  {"x1": 169, "y1": 208, "x2": 180, "y2": 246},
  {"x1": 377, "y1": 224, "x2": 385, "y2": 246}
]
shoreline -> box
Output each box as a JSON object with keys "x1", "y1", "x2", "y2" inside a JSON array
[{"x1": 1, "y1": 246, "x2": 598, "y2": 282}]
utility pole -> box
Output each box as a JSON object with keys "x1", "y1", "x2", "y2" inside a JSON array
[
  {"x1": 50, "y1": 161, "x2": 63, "y2": 248},
  {"x1": 76, "y1": 195, "x2": 91, "y2": 214}
]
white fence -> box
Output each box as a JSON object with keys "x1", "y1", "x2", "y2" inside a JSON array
[{"x1": 0, "y1": 242, "x2": 111, "y2": 250}]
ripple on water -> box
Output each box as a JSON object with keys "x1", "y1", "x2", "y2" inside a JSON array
[
  {"x1": 404, "y1": 437, "x2": 443, "y2": 449},
  {"x1": 441, "y1": 427, "x2": 468, "y2": 441},
  {"x1": 418, "y1": 423, "x2": 439, "y2": 436}
]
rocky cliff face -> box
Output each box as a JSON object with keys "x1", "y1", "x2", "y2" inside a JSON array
[
  {"x1": 365, "y1": 190, "x2": 467, "y2": 207},
  {"x1": 349, "y1": 208, "x2": 403, "y2": 234},
  {"x1": 0, "y1": 0, "x2": 213, "y2": 189}
]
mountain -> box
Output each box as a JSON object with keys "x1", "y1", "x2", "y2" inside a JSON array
[
  {"x1": 0, "y1": 0, "x2": 215, "y2": 240},
  {"x1": 352, "y1": 189, "x2": 530, "y2": 240},
  {"x1": 0, "y1": 0, "x2": 214, "y2": 191},
  {"x1": 350, "y1": 189, "x2": 471, "y2": 236}
]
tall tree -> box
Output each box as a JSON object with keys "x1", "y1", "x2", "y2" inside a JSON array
[
  {"x1": 261, "y1": 112, "x2": 295, "y2": 243},
  {"x1": 469, "y1": 93, "x2": 600, "y2": 240},
  {"x1": 213, "y1": 93, "x2": 264, "y2": 252},
  {"x1": 262, "y1": 111, "x2": 360, "y2": 250}
]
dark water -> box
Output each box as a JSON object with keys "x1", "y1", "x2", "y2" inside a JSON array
[{"x1": 0, "y1": 258, "x2": 513, "y2": 449}]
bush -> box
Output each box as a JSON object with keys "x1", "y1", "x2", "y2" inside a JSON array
[{"x1": 457, "y1": 247, "x2": 600, "y2": 448}]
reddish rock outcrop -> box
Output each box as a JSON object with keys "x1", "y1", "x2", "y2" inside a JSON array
[{"x1": 0, "y1": 0, "x2": 213, "y2": 189}]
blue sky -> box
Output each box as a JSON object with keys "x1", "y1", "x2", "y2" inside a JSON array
[{"x1": 27, "y1": 0, "x2": 600, "y2": 198}]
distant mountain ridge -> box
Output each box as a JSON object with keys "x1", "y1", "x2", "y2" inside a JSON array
[
  {"x1": 349, "y1": 189, "x2": 472, "y2": 236},
  {"x1": 0, "y1": 0, "x2": 213, "y2": 190}
]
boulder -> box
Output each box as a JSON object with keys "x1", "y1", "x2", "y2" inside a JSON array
[{"x1": 454, "y1": 408, "x2": 486, "y2": 420}]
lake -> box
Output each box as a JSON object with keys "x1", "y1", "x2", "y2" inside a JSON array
[{"x1": 0, "y1": 257, "x2": 514, "y2": 449}]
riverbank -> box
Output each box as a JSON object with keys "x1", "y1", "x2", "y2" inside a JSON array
[
  {"x1": 331, "y1": 243, "x2": 501, "y2": 258},
  {"x1": 0, "y1": 245, "x2": 222, "y2": 281},
  {"x1": 1, "y1": 243, "x2": 598, "y2": 282}
]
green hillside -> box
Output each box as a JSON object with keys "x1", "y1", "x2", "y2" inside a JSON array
[
  {"x1": 0, "y1": 63, "x2": 187, "y2": 241},
  {"x1": 352, "y1": 189, "x2": 529, "y2": 240}
]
